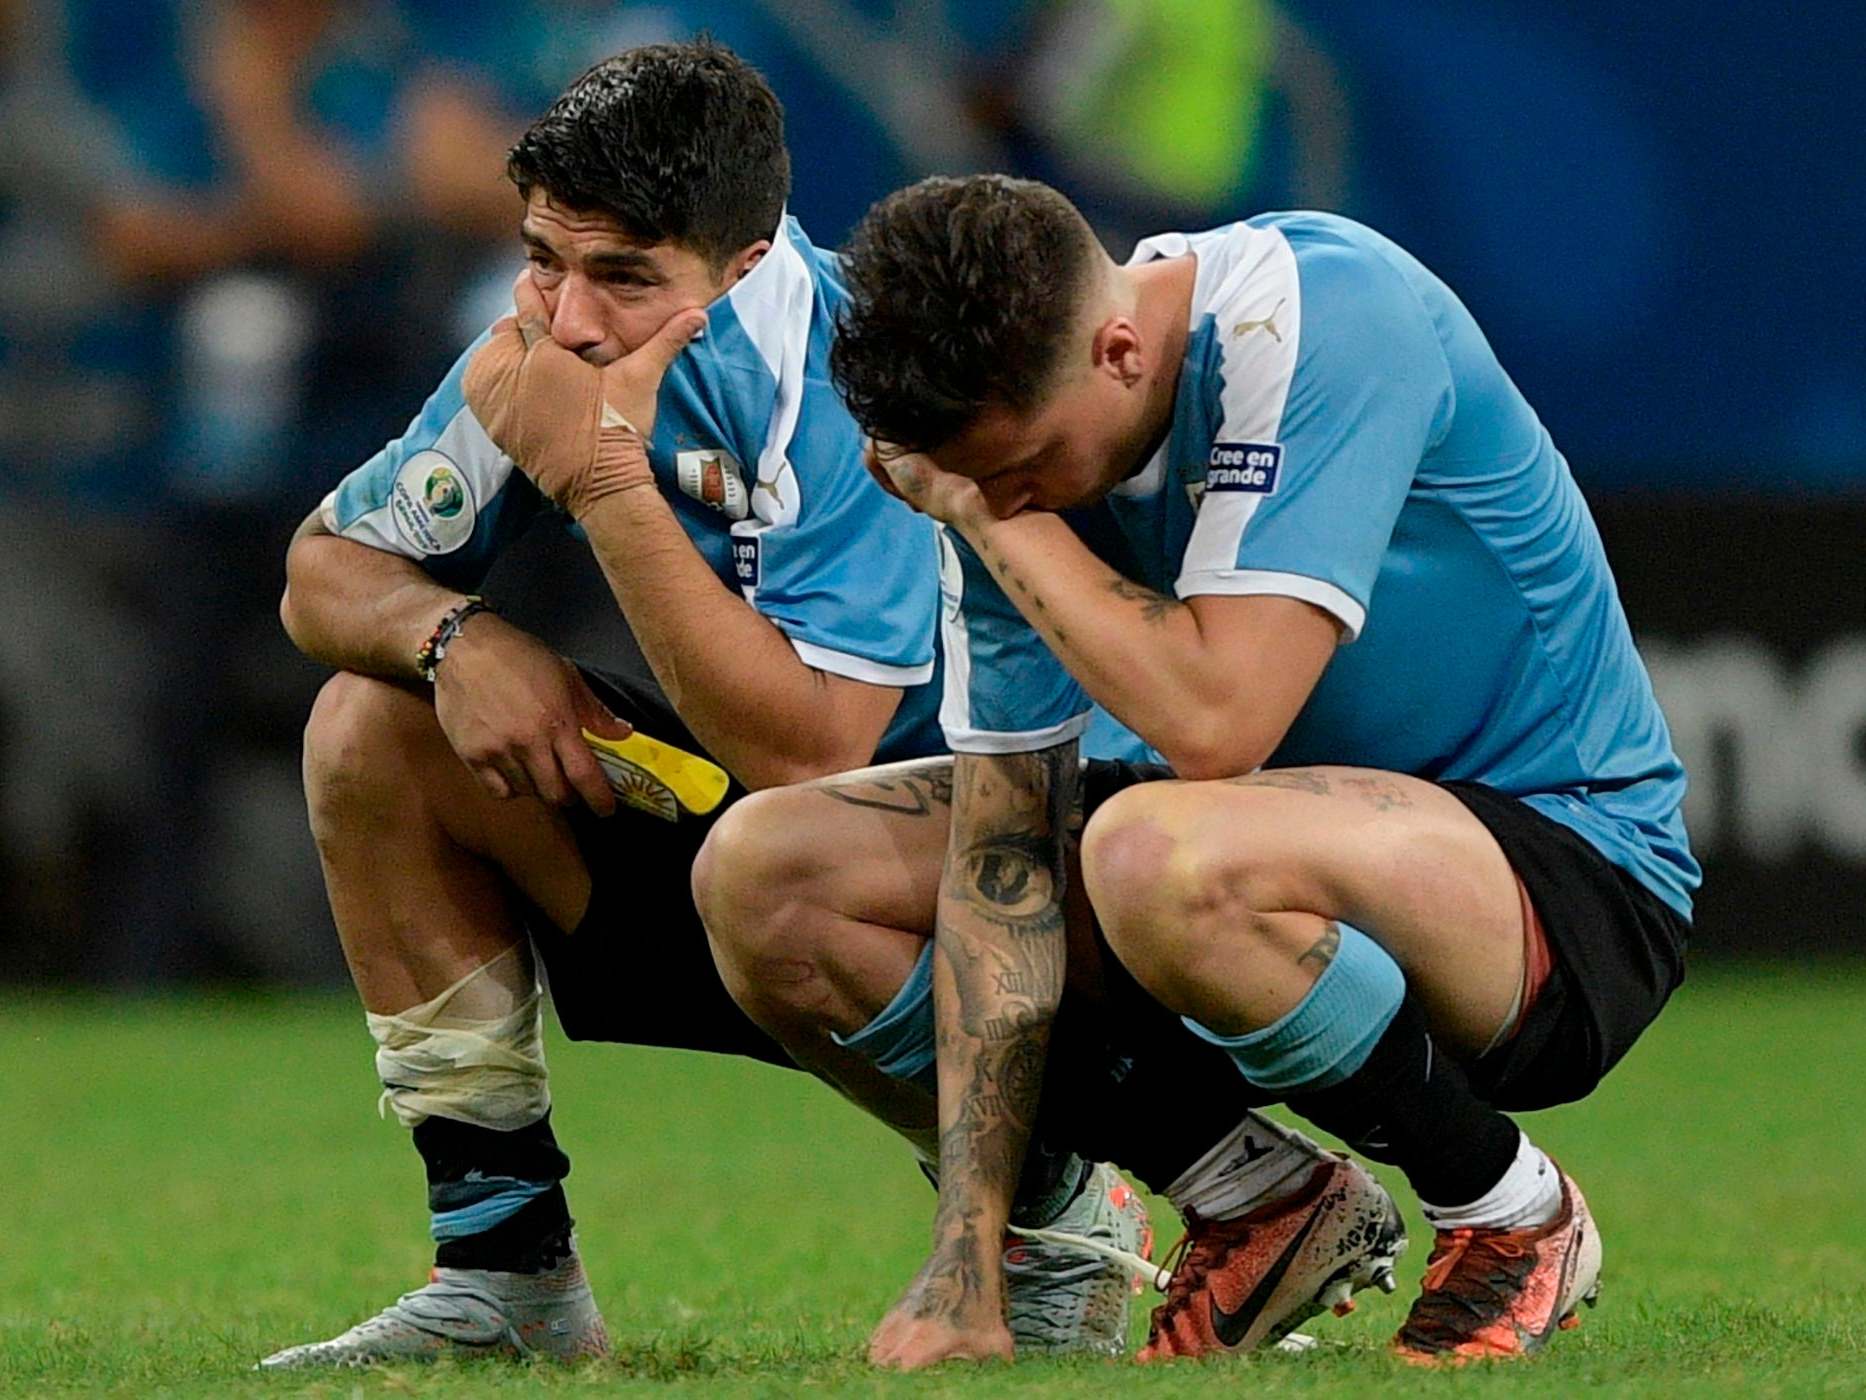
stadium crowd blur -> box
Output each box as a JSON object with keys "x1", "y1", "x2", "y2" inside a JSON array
[{"x1": 2, "y1": 0, "x2": 1860, "y2": 984}]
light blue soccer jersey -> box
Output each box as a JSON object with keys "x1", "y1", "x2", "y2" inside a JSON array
[
  {"x1": 941, "y1": 212, "x2": 1699, "y2": 917},
  {"x1": 322, "y1": 216, "x2": 945, "y2": 763}
]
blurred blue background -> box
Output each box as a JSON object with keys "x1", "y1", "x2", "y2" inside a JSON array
[{"x1": 0, "y1": 0, "x2": 1859, "y2": 982}]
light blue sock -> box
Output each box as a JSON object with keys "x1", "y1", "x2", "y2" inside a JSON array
[
  {"x1": 1184, "y1": 922, "x2": 1406, "y2": 1093},
  {"x1": 832, "y1": 943, "x2": 937, "y2": 1095},
  {"x1": 834, "y1": 943, "x2": 1089, "y2": 1223}
]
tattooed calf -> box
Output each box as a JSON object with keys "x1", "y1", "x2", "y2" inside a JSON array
[{"x1": 1297, "y1": 921, "x2": 1342, "y2": 974}]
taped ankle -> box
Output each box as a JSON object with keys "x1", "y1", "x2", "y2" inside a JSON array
[{"x1": 367, "y1": 943, "x2": 551, "y2": 1131}]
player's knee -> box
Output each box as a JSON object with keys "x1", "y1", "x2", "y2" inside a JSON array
[
  {"x1": 693, "y1": 790, "x2": 834, "y2": 1011},
  {"x1": 302, "y1": 671, "x2": 422, "y2": 841},
  {"x1": 1083, "y1": 787, "x2": 1279, "y2": 975}
]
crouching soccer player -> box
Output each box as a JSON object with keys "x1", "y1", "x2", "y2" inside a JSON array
[
  {"x1": 265, "y1": 45, "x2": 1289, "y2": 1368},
  {"x1": 696, "y1": 175, "x2": 1698, "y2": 1367}
]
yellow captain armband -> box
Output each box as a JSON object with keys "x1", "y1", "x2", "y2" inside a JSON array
[{"x1": 580, "y1": 728, "x2": 731, "y2": 820}]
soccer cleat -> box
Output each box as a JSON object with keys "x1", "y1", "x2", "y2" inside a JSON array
[
  {"x1": 1003, "y1": 1162, "x2": 1154, "y2": 1357},
  {"x1": 1392, "y1": 1165, "x2": 1602, "y2": 1364},
  {"x1": 256, "y1": 1251, "x2": 609, "y2": 1369},
  {"x1": 1138, "y1": 1154, "x2": 1408, "y2": 1360}
]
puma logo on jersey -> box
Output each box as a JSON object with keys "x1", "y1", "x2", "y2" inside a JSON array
[{"x1": 1233, "y1": 297, "x2": 1287, "y2": 343}]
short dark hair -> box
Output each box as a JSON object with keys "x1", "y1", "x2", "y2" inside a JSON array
[
  {"x1": 830, "y1": 175, "x2": 1098, "y2": 451},
  {"x1": 507, "y1": 39, "x2": 789, "y2": 270}
]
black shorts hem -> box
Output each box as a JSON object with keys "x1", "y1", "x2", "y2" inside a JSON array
[
  {"x1": 1078, "y1": 760, "x2": 1691, "y2": 1113},
  {"x1": 1439, "y1": 781, "x2": 1689, "y2": 1111}
]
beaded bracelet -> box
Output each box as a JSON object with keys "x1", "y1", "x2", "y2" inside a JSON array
[{"x1": 415, "y1": 597, "x2": 492, "y2": 682}]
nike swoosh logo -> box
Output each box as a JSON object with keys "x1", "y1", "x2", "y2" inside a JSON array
[
  {"x1": 1521, "y1": 1221, "x2": 1586, "y2": 1348},
  {"x1": 1210, "y1": 1205, "x2": 1323, "y2": 1349}
]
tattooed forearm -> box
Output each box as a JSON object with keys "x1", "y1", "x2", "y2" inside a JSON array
[
  {"x1": 1297, "y1": 921, "x2": 1342, "y2": 974},
  {"x1": 904, "y1": 1215, "x2": 989, "y2": 1320},
  {"x1": 1106, "y1": 575, "x2": 1185, "y2": 623},
  {"x1": 916, "y1": 741, "x2": 1079, "y2": 1322},
  {"x1": 970, "y1": 534, "x2": 1070, "y2": 646},
  {"x1": 815, "y1": 764, "x2": 954, "y2": 816},
  {"x1": 974, "y1": 849, "x2": 1031, "y2": 907}
]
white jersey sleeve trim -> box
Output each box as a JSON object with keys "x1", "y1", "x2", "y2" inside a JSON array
[
  {"x1": 723, "y1": 214, "x2": 813, "y2": 531},
  {"x1": 787, "y1": 636, "x2": 936, "y2": 688},
  {"x1": 1175, "y1": 568, "x2": 1366, "y2": 642},
  {"x1": 944, "y1": 711, "x2": 1091, "y2": 756},
  {"x1": 1181, "y1": 227, "x2": 1304, "y2": 581}
]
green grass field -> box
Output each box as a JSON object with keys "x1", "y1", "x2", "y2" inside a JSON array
[{"x1": 3, "y1": 963, "x2": 1863, "y2": 1396}]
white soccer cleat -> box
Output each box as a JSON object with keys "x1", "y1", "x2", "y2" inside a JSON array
[
  {"x1": 257, "y1": 1251, "x2": 609, "y2": 1369},
  {"x1": 1003, "y1": 1161, "x2": 1153, "y2": 1357}
]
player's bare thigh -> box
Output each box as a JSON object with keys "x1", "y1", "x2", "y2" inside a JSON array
[
  {"x1": 305, "y1": 672, "x2": 593, "y2": 952},
  {"x1": 700, "y1": 756, "x2": 1106, "y2": 1013},
  {"x1": 1079, "y1": 766, "x2": 1525, "y2": 1055},
  {"x1": 786, "y1": 757, "x2": 960, "y2": 930}
]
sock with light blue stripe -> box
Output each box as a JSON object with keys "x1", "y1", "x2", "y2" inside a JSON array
[
  {"x1": 1184, "y1": 922, "x2": 1524, "y2": 1209},
  {"x1": 833, "y1": 942, "x2": 938, "y2": 1095},
  {"x1": 430, "y1": 1176, "x2": 558, "y2": 1239},
  {"x1": 415, "y1": 1113, "x2": 572, "y2": 1272},
  {"x1": 1183, "y1": 922, "x2": 1405, "y2": 1092}
]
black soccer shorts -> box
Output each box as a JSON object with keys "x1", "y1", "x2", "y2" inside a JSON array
[
  {"x1": 528, "y1": 679, "x2": 1269, "y2": 1189},
  {"x1": 1078, "y1": 761, "x2": 1691, "y2": 1114},
  {"x1": 528, "y1": 655, "x2": 795, "y2": 1066}
]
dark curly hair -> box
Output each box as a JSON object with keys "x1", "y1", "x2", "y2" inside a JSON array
[
  {"x1": 830, "y1": 175, "x2": 1099, "y2": 451},
  {"x1": 507, "y1": 39, "x2": 789, "y2": 272}
]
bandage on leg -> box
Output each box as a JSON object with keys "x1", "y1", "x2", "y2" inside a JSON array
[{"x1": 368, "y1": 942, "x2": 551, "y2": 1132}]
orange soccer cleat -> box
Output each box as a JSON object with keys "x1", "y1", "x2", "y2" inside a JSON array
[
  {"x1": 1138, "y1": 1155, "x2": 1407, "y2": 1360},
  {"x1": 1392, "y1": 1167, "x2": 1602, "y2": 1364}
]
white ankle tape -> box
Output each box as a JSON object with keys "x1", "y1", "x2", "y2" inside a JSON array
[
  {"x1": 1164, "y1": 1111, "x2": 1329, "y2": 1222},
  {"x1": 366, "y1": 943, "x2": 551, "y2": 1131}
]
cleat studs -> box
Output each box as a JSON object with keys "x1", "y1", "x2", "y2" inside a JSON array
[
  {"x1": 1372, "y1": 1268, "x2": 1399, "y2": 1294},
  {"x1": 1559, "y1": 1311, "x2": 1581, "y2": 1331},
  {"x1": 1333, "y1": 1298, "x2": 1357, "y2": 1317},
  {"x1": 1582, "y1": 1284, "x2": 1602, "y2": 1309}
]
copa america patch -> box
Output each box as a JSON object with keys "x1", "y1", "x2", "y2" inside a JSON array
[
  {"x1": 731, "y1": 535, "x2": 760, "y2": 588},
  {"x1": 1205, "y1": 442, "x2": 1282, "y2": 495},
  {"x1": 676, "y1": 447, "x2": 750, "y2": 520},
  {"x1": 390, "y1": 450, "x2": 476, "y2": 554}
]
